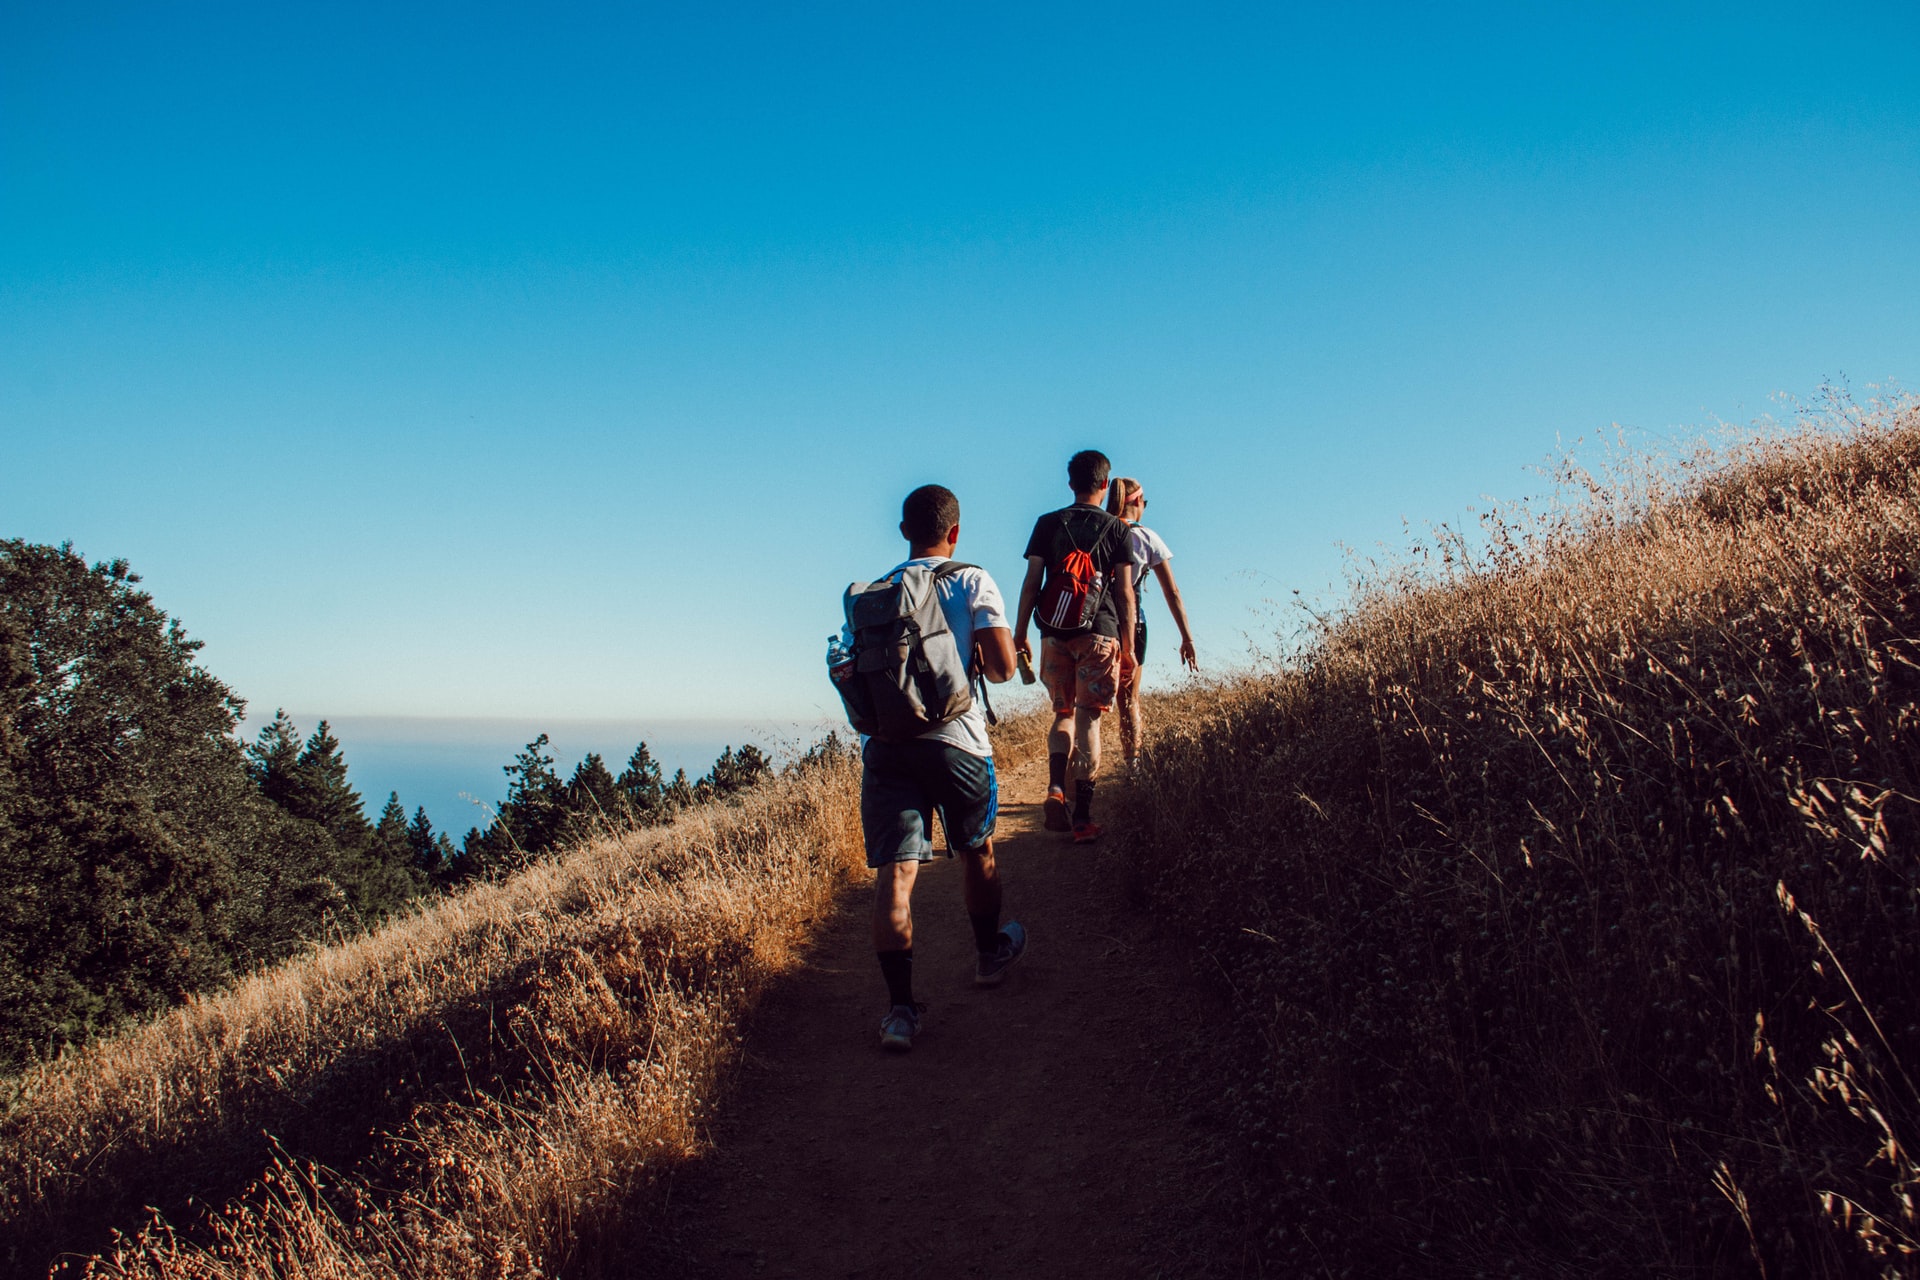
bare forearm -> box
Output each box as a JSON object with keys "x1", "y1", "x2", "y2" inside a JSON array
[
  {"x1": 1164, "y1": 584, "x2": 1193, "y2": 643},
  {"x1": 1014, "y1": 559, "x2": 1044, "y2": 647},
  {"x1": 1015, "y1": 586, "x2": 1037, "y2": 637},
  {"x1": 974, "y1": 628, "x2": 1016, "y2": 683},
  {"x1": 1156, "y1": 564, "x2": 1193, "y2": 641}
]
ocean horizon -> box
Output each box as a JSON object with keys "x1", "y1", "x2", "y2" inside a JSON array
[{"x1": 241, "y1": 713, "x2": 843, "y2": 840}]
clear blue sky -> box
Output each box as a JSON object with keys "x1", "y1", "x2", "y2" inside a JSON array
[{"x1": 5, "y1": 1, "x2": 1917, "y2": 728}]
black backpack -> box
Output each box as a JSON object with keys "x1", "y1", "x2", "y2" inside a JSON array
[{"x1": 831, "y1": 562, "x2": 992, "y2": 742}]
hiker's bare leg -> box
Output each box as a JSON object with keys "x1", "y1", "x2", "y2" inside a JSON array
[
  {"x1": 1073, "y1": 705, "x2": 1103, "y2": 780},
  {"x1": 1048, "y1": 711, "x2": 1074, "y2": 763},
  {"x1": 1117, "y1": 667, "x2": 1141, "y2": 762},
  {"x1": 959, "y1": 839, "x2": 1002, "y2": 923},
  {"x1": 872, "y1": 858, "x2": 919, "y2": 951}
]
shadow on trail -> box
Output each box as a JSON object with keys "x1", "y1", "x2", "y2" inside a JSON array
[{"x1": 611, "y1": 766, "x2": 1251, "y2": 1280}]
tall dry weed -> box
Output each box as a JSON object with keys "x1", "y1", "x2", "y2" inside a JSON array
[
  {"x1": 2, "y1": 749, "x2": 865, "y2": 1277},
  {"x1": 1122, "y1": 396, "x2": 1920, "y2": 1277}
]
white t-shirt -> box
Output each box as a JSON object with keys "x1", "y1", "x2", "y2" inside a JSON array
[
  {"x1": 1127, "y1": 525, "x2": 1173, "y2": 605},
  {"x1": 841, "y1": 556, "x2": 1010, "y2": 758}
]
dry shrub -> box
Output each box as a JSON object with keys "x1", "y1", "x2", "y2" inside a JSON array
[
  {"x1": 1121, "y1": 395, "x2": 1920, "y2": 1277},
  {"x1": 3, "y1": 749, "x2": 865, "y2": 1277}
]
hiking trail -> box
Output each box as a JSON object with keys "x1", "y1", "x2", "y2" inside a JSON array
[{"x1": 626, "y1": 755, "x2": 1245, "y2": 1278}]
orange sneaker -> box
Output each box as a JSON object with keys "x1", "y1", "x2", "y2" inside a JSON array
[
  {"x1": 1043, "y1": 786, "x2": 1071, "y2": 832},
  {"x1": 1070, "y1": 819, "x2": 1102, "y2": 844}
]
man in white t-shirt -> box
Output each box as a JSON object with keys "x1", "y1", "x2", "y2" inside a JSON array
[{"x1": 847, "y1": 484, "x2": 1025, "y2": 1052}]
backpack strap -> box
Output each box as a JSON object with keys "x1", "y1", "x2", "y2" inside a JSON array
[{"x1": 931, "y1": 561, "x2": 999, "y2": 726}]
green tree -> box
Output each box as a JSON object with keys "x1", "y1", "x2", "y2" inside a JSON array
[
  {"x1": 287, "y1": 721, "x2": 372, "y2": 851},
  {"x1": 248, "y1": 712, "x2": 418, "y2": 925},
  {"x1": 247, "y1": 710, "x2": 304, "y2": 807},
  {"x1": 702, "y1": 744, "x2": 773, "y2": 799},
  {"x1": 503, "y1": 733, "x2": 565, "y2": 852},
  {"x1": 461, "y1": 734, "x2": 566, "y2": 876},
  {"x1": 345, "y1": 792, "x2": 427, "y2": 920},
  {"x1": 408, "y1": 806, "x2": 454, "y2": 881},
  {"x1": 617, "y1": 741, "x2": 666, "y2": 825},
  {"x1": 560, "y1": 752, "x2": 620, "y2": 844},
  {"x1": 0, "y1": 542, "x2": 349, "y2": 1066}
]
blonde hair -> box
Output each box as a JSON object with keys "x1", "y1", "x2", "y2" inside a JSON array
[{"x1": 1106, "y1": 476, "x2": 1143, "y2": 518}]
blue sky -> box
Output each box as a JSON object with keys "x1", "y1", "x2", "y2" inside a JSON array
[{"x1": 5, "y1": 1, "x2": 1917, "y2": 744}]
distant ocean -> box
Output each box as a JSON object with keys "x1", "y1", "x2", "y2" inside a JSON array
[{"x1": 242, "y1": 715, "x2": 841, "y2": 841}]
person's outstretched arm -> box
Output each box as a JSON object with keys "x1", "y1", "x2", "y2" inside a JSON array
[
  {"x1": 1153, "y1": 560, "x2": 1197, "y2": 668},
  {"x1": 1013, "y1": 556, "x2": 1045, "y2": 657}
]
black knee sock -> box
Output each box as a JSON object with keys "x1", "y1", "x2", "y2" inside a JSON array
[
  {"x1": 1073, "y1": 779, "x2": 1095, "y2": 822},
  {"x1": 1048, "y1": 752, "x2": 1068, "y2": 790},
  {"x1": 969, "y1": 911, "x2": 1003, "y2": 954},
  {"x1": 878, "y1": 948, "x2": 913, "y2": 1006}
]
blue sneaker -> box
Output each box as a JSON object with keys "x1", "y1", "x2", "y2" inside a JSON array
[
  {"x1": 974, "y1": 920, "x2": 1028, "y2": 987},
  {"x1": 879, "y1": 1002, "x2": 924, "y2": 1052}
]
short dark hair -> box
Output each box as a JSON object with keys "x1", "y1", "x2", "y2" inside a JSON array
[
  {"x1": 901, "y1": 484, "x2": 961, "y2": 545},
  {"x1": 1068, "y1": 450, "x2": 1111, "y2": 495}
]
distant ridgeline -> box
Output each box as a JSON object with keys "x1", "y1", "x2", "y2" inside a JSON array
[{"x1": 0, "y1": 540, "x2": 774, "y2": 1071}]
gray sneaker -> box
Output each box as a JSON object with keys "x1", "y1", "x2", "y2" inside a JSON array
[
  {"x1": 974, "y1": 920, "x2": 1028, "y2": 987},
  {"x1": 879, "y1": 1002, "x2": 923, "y2": 1052}
]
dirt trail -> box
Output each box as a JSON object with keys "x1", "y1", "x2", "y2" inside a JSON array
[{"x1": 625, "y1": 756, "x2": 1245, "y2": 1279}]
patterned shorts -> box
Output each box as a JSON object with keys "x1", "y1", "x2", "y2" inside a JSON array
[{"x1": 1040, "y1": 632, "x2": 1121, "y2": 714}]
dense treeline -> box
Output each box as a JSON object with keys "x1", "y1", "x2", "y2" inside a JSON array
[
  {"x1": 452, "y1": 734, "x2": 772, "y2": 879},
  {"x1": 0, "y1": 539, "x2": 773, "y2": 1072}
]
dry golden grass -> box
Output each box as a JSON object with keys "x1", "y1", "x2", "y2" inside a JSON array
[
  {"x1": 2, "y1": 749, "x2": 866, "y2": 1277},
  {"x1": 1121, "y1": 396, "x2": 1920, "y2": 1277}
]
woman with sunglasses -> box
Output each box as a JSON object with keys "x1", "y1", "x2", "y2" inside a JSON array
[{"x1": 1104, "y1": 477, "x2": 1197, "y2": 774}]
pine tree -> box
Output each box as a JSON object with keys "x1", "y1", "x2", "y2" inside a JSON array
[
  {"x1": 372, "y1": 792, "x2": 410, "y2": 860},
  {"x1": 503, "y1": 733, "x2": 565, "y2": 852},
  {"x1": 662, "y1": 767, "x2": 695, "y2": 812},
  {"x1": 462, "y1": 733, "x2": 567, "y2": 875},
  {"x1": 617, "y1": 741, "x2": 666, "y2": 825},
  {"x1": 348, "y1": 792, "x2": 425, "y2": 919},
  {"x1": 561, "y1": 752, "x2": 620, "y2": 843},
  {"x1": 407, "y1": 806, "x2": 448, "y2": 880},
  {"x1": 247, "y1": 710, "x2": 304, "y2": 806},
  {"x1": 702, "y1": 743, "x2": 773, "y2": 799},
  {"x1": 287, "y1": 721, "x2": 372, "y2": 851}
]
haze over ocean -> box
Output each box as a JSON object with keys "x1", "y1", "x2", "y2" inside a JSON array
[
  {"x1": 4, "y1": 2, "x2": 1917, "y2": 734},
  {"x1": 268, "y1": 716, "x2": 815, "y2": 838}
]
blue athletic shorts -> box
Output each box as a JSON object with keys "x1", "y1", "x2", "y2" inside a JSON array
[{"x1": 859, "y1": 737, "x2": 998, "y2": 866}]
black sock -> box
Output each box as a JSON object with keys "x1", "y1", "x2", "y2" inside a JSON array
[
  {"x1": 1073, "y1": 779, "x2": 1095, "y2": 822},
  {"x1": 878, "y1": 948, "x2": 913, "y2": 1006},
  {"x1": 969, "y1": 911, "x2": 1003, "y2": 954},
  {"x1": 1048, "y1": 752, "x2": 1068, "y2": 790}
]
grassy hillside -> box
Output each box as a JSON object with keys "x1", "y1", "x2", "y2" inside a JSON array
[
  {"x1": 3, "y1": 748, "x2": 864, "y2": 1277},
  {"x1": 1121, "y1": 398, "x2": 1920, "y2": 1276}
]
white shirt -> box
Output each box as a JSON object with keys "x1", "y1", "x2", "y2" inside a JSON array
[
  {"x1": 842, "y1": 556, "x2": 1010, "y2": 758},
  {"x1": 1127, "y1": 525, "x2": 1173, "y2": 604}
]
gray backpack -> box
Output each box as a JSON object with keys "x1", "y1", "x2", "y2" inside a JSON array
[{"x1": 833, "y1": 562, "x2": 990, "y2": 742}]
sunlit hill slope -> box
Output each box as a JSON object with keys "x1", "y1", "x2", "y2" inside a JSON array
[
  {"x1": 7, "y1": 400, "x2": 1920, "y2": 1277},
  {"x1": 1120, "y1": 397, "x2": 1920, "y2": 1276}
]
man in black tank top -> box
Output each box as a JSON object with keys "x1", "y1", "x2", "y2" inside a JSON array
[{"x1": 1012, "y1": 449, "x2": 1136, "y2": 842}]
